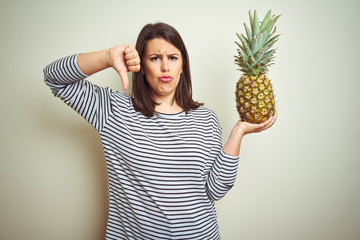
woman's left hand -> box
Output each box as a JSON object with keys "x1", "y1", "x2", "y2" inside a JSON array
[
  {"x1": 223, "y1": 113, "x2": 277, "y2": 156},
  {"x1": 236, "y1": 112, "x2": 277, "y2": 137}
]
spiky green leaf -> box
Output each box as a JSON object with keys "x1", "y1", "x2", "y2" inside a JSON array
[
  {"x1": 244, "y1": 23, "x2": 252, "y2": 43},
  {"x1": 253, "y1": 10, "x2": 260, "y2": 36},
  {"x1": 237, "y1": 33, "x2": 254, "y2": 60},
  {"x1": 259, "y1": 10, "x2": 272, "y2": 31}
]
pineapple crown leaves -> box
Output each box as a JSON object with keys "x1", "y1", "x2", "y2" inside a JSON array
[{"x1": 235, "y1": 10, "x2": 281, "y2": 75}]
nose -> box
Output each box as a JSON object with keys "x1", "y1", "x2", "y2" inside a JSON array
[{"x1": 161, "y1": 59, "x2": 169, "y2": 72}]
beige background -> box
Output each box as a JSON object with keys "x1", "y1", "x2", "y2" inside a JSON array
[{"x1": 1, "y1": 0, "x2": 360, "y2": 239}]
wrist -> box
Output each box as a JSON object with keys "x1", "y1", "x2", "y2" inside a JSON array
[
  {"x1": 104, "y1": 48, "x2": 112, "y2": 68},
  {"x1": 233, "y1": 121, "x2": 246, "y2": 138}
]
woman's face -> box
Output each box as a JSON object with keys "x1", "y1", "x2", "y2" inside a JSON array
[{"x1": 142, "y1": 38, "x2": 183, "y2": 101}]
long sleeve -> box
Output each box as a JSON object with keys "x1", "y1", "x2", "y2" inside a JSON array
[
  {"x1": 205, "y1": 118, "x2": 239, "y2": 201},
  {"x1": 43, "y1": 54, "x2": 112, "y2": 132}
]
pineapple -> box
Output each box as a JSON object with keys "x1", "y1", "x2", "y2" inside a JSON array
[{"x1": 235, "y1": 10, "x2": 280, "y2": 124}]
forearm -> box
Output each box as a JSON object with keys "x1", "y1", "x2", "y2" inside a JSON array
[
  {"x1": 205, "y1": 149, "x2": 239, "y2": 201},
  {"x1": 77, "y1": 49, "x2": 110, "y2": 76},
  {"x1": 222, "y1": 123, "x2": 244, "y2": 156}
]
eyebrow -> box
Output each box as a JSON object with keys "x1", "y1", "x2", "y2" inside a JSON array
[{"x1": 148, "y1": 53, "x2": 180, "y2": 57}]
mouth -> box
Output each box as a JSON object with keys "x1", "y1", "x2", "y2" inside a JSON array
[{"x1": 159, "y1": 76, "x2": 173, "y2": 83}]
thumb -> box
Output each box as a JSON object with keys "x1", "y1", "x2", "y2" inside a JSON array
[{"x1": 118, "y1": 69, "x2": 129, "y2": 90}]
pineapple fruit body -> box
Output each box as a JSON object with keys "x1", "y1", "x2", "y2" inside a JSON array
[{"x1": 236, "y1": 74, "x2": 275, "y2": 124}]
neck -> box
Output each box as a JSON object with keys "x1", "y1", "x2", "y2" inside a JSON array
[{"x1": 154, "y1": 95, "x2": 183, "y2": 114}]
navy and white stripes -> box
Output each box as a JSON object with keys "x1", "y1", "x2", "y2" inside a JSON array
[{"x1": 44, "y1": 54, "x2": 239, "y2": 240}]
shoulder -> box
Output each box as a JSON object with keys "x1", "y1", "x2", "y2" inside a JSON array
[
  {"x1": 110, "y1": 90, "x2": 131, "y2": 103},
  {"x1": 192, "y1": 105, "x2": 217, "y2": 116},
  {"x1": 109, "y1": 90, "x2": 135, "y2": 112},
  {"x1": 190, "y1": 106, "x2": 220, "y2": 126}
]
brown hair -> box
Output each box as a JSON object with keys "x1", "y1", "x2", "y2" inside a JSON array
[{"x1": 131, "y1": 22, "x2": 203, "y2": 117}]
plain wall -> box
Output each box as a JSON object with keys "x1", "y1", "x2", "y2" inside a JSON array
[{"x1": 1, "y1": 0, "x2": 360, "y2": 239}]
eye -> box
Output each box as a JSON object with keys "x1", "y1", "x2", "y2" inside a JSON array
[
  {"x1": 169, "y1": 56, "x2": 178, "y2": 61},
  {"x1": 150, "y1": 56, "x2": 160, "y2": 61}
]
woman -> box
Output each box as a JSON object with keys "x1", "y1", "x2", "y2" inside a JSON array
[{"x1": 44, "y1": 22, "x2": 276, "y2": 240}]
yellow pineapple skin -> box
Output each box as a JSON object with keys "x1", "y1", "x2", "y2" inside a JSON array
[{"x1": 235, "y1": 74, "x2": 275, "y2": 124}]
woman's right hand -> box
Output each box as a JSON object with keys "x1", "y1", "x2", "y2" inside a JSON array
[{"x1": 107, "y1": 44, "x2": 141, "y2": 90}]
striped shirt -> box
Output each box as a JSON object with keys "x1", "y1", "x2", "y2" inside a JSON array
[{"x1": 43, "y1": 54, "x2": 239, "y2": 240}]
